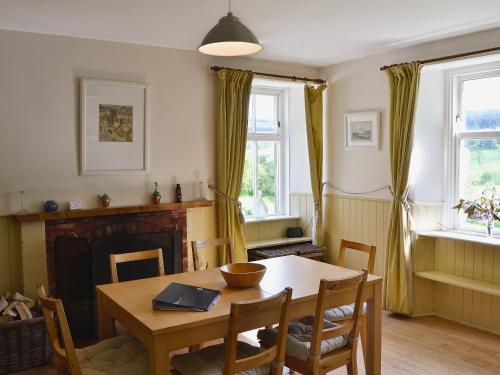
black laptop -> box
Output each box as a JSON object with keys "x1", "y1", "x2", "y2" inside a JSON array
[{"x1": 152, "y1": 282, "x2": 221, "y2": 312}]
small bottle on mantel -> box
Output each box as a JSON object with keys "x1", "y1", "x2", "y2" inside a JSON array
[{"x1": 175, "y1": 184, "x2": 183, "y2": 203}]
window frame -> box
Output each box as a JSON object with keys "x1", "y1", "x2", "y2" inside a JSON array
[
  {"x1": 445, "y1": 63, "x2": 500, "y2": 234},
  {"x1": 243, "y1": 86, "x2": 286, "y2": 218}
]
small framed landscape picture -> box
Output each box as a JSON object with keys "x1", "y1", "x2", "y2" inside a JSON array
[
  {"x1": 80, "y1": 78, "x2": 149, "y2": 175},
  {"x1": 345, "y1": 110, "x2": 380, "y2": 150}
]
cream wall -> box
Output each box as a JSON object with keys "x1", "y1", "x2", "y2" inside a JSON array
[
  {"x1": 0, "y1": 29, "x2": 320, "y2": 294},
  {"x1": 320, "y1": 26, "x2": 500, "y2": 202},
  {"x1": 0, "y1": 30, "x2": 319, "y2": 215}
]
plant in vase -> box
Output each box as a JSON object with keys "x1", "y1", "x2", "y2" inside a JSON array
[
  {"x1": 97, "y1": 193, "x2": 111, "y2": 208},
  {"x1": 453, "y1": 187, "x2": 500, "y2": 236},
  {"x1": 152, "y1": 182, "x2": 161, "y2": 204}
]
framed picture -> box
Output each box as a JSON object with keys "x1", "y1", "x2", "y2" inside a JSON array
[
  {"x1": 80, "y1": 79, "x2": 149, "y2": 175},
  {"x1": 345, "y1": 111, "x2": 380, "y2": 150}
]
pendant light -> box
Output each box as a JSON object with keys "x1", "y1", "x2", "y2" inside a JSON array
[{"x1": 199, "y1": 0, "x2": 262, "y2": 56}]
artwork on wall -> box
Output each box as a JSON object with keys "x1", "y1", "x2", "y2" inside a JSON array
[
  {"x1": 80, "y1": 79, "x2": 149, "y2": 175},
  {"x1": 345, "y1": 110, "x2": 380, "y2": 150}
]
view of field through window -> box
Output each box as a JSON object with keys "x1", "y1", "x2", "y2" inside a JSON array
[{"x1": 459, "y1": 75, "x2": 500, "y2": 229}]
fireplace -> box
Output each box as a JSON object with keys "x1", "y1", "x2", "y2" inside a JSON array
[{"x1": 45, "y1": 210, "x2": 188, "y2": 341}]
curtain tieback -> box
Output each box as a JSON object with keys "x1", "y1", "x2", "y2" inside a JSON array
[
  {"x1": 208, "y1": 184, "x2": 246, "y2": 225},
  {"x1": 389, "y1": 187, "x2": 411, "y2": 212}
]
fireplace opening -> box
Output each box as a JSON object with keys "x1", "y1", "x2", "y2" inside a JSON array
[{"x1": 54, "y1": 228, "x2": 182, "y2": 341}]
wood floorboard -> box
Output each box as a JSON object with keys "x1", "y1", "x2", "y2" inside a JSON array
[{"x1": 13, "y1": 312, "x2": 500, "y2": 375}]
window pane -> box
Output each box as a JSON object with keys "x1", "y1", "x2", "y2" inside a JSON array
[
  {"x1": 255, "y1": 94, "x2": 277, "y2": 133},
  {"x1": 248, "y1": 95, "x2": 255, "y2": 133},
  {"x1": 257, "y1": 141, "x2": 278, "y2": 214},
  {"x1": 460, "y1": 138, "x2": 500, "y2": 200},
  {"x1": 240, "y1": 141, "x2": 255, "y2": 216},
  {"x1": 462, "y1": 76, "x2": 500, "y2": 131}
]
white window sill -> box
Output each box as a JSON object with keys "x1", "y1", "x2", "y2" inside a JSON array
[
  {"x1": 414, "y1": 230, "x2": 500, "y2": 247},
  {"x1": 244, "y1": 215, "x2": 300, "y2": 224}
]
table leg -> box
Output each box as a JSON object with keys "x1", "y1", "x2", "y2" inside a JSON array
[
  {"x1": 149, "y1": 337, "x2": 170, "y2": 375},
  {"x1": 365, "y1": 282, "x2": 382, "y2": 375},
  {"x1": 97, "y1": 292, "x2": 114, "y2": 340}
]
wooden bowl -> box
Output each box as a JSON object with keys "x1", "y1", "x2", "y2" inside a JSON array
[{"x1": 220, "y1": 263, "x2": 267, "y2": 288}]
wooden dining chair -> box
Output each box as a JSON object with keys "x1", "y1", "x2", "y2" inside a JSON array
[
  {"x1": 109, "y1": 248, "x2": 165, "y2": 283},
  {"x1": 109, "y1": 248, "x2": 165, "y2": 338},
  {"x1": 326, "y1": 239, "x2": 376, "y2": 368},
  {"x1": 337, "y1": 239, "x2": 377, "y2": 274},
  {"x1": 258, "y1": 271, "x2": 368, "y2": 375},
  {"x1": 171, "y1": 287, "x2": 293, "y2": 375},
  {"x1": 191, "y1": 237, "x2": 235, "y2": 271},
  {"x1": 37, "y1": 285, "x2": 149, "y2": 375}
]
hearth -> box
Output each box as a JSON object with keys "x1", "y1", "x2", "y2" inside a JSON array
[{"x1": 45, "y1": 210, "x2": 188, "y2": 341}]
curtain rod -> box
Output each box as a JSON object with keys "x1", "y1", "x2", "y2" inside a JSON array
[
  {"x1": 209, "y1": 65, "x2": 326, "y2": 84},
  {"x1": 380, "y1": 46, "x2": 500, "y2": 71}
]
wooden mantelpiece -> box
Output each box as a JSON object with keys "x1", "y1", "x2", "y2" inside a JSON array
[{"x1": 12, "y1": 200, "x2": 213, "y2": 223}]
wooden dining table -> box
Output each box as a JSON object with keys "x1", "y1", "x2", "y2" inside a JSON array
[{"x1": 96, "y1": 255, "x2": 383, "y2": 375}]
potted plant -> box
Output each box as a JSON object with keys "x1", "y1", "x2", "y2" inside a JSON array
[
  {"x1": 152, "y1": 182, "x2": 161, "y2": 205},
  {"x1": 454, "y1": 187, "x2": 500, "y2": 236},
  {"x1": 97, "y1": 193, "x2": 111, "y2": 208}
]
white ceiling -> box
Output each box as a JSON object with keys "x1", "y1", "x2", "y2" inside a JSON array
[{"x1": 2, "y1": 0, "x2": 500, "y2": 67}]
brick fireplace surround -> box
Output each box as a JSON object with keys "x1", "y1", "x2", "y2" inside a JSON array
[{"x1": 44, "y1": 209, "x2": 188, "y2": 293}]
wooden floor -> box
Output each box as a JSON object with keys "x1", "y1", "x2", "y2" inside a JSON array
[{"x1": 15, "y1": 312, "x2": 500, "y2": 375}]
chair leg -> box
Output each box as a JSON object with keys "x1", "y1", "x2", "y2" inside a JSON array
[
  {"x1": 347, "y1": 360, "x2": 358, "y2": 375},
  {"x1": 360, "y1": 316, "x2": 367, "y2": 367},
  {"x1": 349, "y1": 334, "x2": 361, "y2": 375}
]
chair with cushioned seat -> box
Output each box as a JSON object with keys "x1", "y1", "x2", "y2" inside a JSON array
[
  {"x1": 171, "y1": 287, "x2": 292, "y2": 375},
  {"x1": 325, "y1": 239, "x2": 376, "y2": 365},
  {"x1": 37, "y1": 285, "x2": 150, "y2": 375},
  {"x1": 258, "y1": 271, "x2": 368, "y2": 375}
]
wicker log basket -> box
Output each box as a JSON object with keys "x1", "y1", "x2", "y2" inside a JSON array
[
  {"x1": 0, "y1": 317, "x2": 52, "y2": 374},
  {"x1": 0, "y1": 292, "x2": 52, "y2": 374}
]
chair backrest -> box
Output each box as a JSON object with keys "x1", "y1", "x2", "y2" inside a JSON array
[
  {"x1": 191, "y1": 237, "x2": 234, "y2": 271},
  {"x1": 309, "y1": 270, "x2": 368, "y2": 364},
  {"x1": 224, "y1": 288, "x2": 292, "y2": 375},
  {"x1": 109, "y1": 248, "x2": 165, "y2": 283},
  {"x1": 37, "y1": 285, "x2": 82, "y2": 375},
  {"x1": 338, "y1": 239, "x2": 377, "y2": 274}
]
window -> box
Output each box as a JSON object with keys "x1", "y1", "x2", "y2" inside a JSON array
[
  {"x1": 448, "y1": 67, "x2": 500, "y2": 233},
  {"x1": 240, "y1": 87, "x2": 284, "y2": 217}
]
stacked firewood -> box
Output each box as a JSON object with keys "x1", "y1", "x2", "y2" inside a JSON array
[{"x1": 0, "y1": 292, "x2": 37, "y2": 322}]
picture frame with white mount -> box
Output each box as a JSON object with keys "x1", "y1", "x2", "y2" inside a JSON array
[{"x1": 345, "y1": 110, "x2": 380, "y2": 151}]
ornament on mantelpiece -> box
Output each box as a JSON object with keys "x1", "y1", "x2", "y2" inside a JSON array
[
  {"x1": 175, "y1": 184, "x2": 183, "y2": 203},
  {"x1": 43, "y1": 200, "x2": 58, "y2": 212},
  {"x1": 198, "y1": 181, "x2": 207, "y2": 200},
  {"x1": 68, "y1": 200, "x2": 82, "y2": 210},
  {"x1": 97, "y1": 193, "x2": 111, "y2": 208},
  {"x1": 152, "y1": 181, "x2": 161, "y2": 205}
]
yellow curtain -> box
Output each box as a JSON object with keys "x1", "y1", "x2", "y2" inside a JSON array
[
  {"x1": 217, "y1": 68, "x2": 254, "y2": 263},
  {"x1": 304, "y1": 84, "x2": 327, "y2": 246},
  {"x1": 384, "y1": 62, "x2": 422, "y2": 315}
]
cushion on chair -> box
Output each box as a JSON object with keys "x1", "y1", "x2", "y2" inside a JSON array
[
  {"x1": 76, "y1": 335, "x2": 149, "y2": 375},
  {"x1": 324, "y1": 302, "x2": 367, "y2": 321},
  {"x1": 171, "y1": 341, "x2": 271, "y2": 375},
  {"x1": 257, "y1": 316, "x2": 349, "y2": 362}
]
